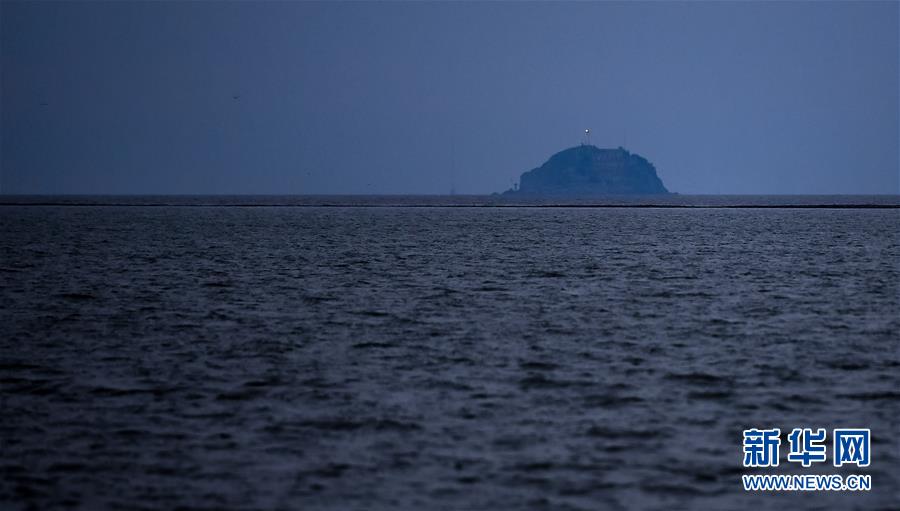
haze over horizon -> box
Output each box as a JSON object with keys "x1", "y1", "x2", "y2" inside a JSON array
[{"x1": 2, "y1": 1, "x2": 898, "y2": 195}]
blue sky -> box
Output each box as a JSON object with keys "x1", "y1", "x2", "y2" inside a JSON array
[{"x1": 2, "y1": 1, "x2": 897, "y2": 194}]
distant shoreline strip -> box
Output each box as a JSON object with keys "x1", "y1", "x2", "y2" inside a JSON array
[{"x1": 1, "y1": 203, "x2": 898, "y2": 209}]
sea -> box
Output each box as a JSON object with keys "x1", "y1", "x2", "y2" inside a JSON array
[{"x1": 1, "y1": 195, "x2": 898, "y2": 510}]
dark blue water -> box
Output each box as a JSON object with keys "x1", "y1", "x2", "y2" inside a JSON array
[{"x1": 1, "y1": 197, "x2": 898, "y2": 510}]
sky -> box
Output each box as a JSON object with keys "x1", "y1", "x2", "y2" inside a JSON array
[{"x1": 1, "y1": 1, "x2": 898, "y2": 195}]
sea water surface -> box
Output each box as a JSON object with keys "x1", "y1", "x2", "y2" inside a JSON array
[{"x1": 1, "y1": 196, "x2": 899, "y2": 510}]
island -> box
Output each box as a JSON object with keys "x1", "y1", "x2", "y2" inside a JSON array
[{"x1": 503, "y1": 145, "x2": 669, "y2": 196}]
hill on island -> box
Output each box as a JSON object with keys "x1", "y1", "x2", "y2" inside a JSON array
[{"x1": 503, "y1": 145, "x2": 669, "y2": 195}]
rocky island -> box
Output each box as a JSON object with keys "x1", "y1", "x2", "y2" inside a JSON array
[{"x1": 504, "y1": 145, "x2": 669, "y2": 196}]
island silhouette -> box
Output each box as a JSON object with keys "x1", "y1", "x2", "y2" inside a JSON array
[{"x1": 503, "y1": 145, "x2": 669, "y2": 196}]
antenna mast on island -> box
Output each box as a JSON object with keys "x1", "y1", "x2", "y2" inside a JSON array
[{"x1": 582, "y1": 128, "x2": 591, "y2": 146}]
